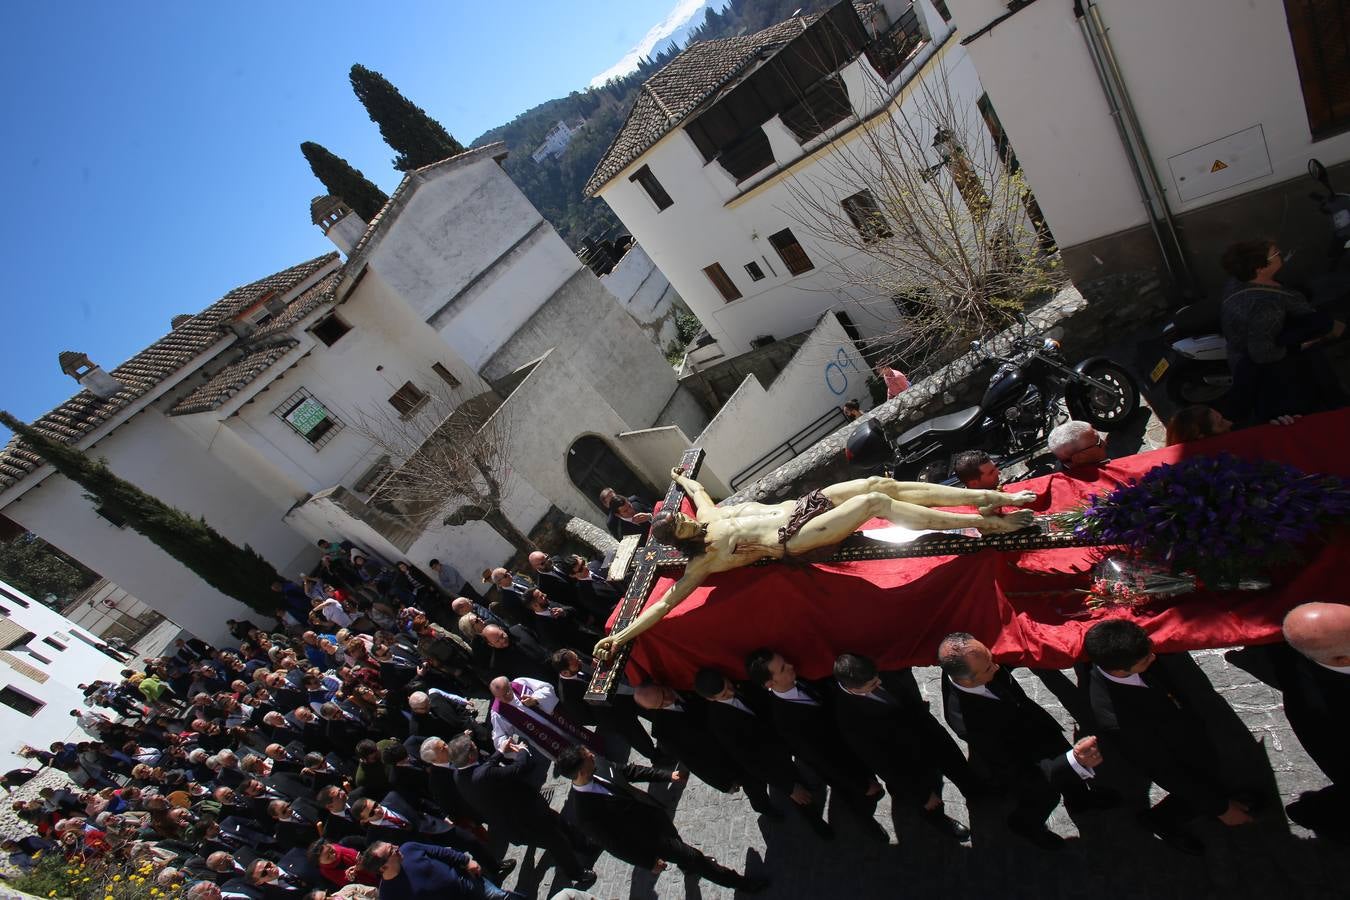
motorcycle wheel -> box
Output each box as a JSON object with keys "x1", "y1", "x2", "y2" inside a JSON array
[{"x1": 1066, "y1": 361, "x2": 1139, "y2": 429}]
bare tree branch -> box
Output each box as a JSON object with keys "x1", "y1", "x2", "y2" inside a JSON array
[{"x1": 780, "y1": 45, "x2": 1066, "y2": 377}]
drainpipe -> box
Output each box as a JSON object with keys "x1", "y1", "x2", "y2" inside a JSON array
[{"x1": 1074, "y1": 0, "x2": 1195, "y2": 294}]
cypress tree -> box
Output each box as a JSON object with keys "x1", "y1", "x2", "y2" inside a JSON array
[
  {"x1": 300, "y1": 141, "x2": 390, "y2": 222},
  {"x1": 349, "y1": 64, "x2": 464, "y2": 171},
  {"x1": 0, "y1": 412, "x2": 279, "y2": 614}
]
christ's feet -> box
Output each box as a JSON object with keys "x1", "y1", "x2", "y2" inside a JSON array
[
  {"x1": 975, "y1": 509, "x2": 1035, "y2": 534},
  {"x1": 1002, "y1": 490, "x2": 1037, "y2": 506}
]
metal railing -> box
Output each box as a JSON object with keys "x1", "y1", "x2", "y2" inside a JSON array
[
  {"x1": 864, "y1": 6, "x2": 925, "y2": 81},
  {"x1": 729, "y1": 406, "x2": 849, "y2": 491}
]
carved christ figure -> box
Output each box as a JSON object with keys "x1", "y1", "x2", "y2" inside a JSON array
[{"x1": 593, "y1": 469, "x2": 1037, "y2": 660}]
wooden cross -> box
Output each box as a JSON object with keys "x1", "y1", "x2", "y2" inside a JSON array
[{"x1": 584, "y1": 448, "x2": 1098, "y2": 704}]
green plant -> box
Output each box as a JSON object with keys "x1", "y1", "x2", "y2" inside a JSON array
[
  {"x1": 0, "y1": 412, "x2": 280, "y2": 614},
  {"x1": 350, "y1": 64, "x2": 464, "y2": 171},
  {"x1": 11, "y1": 851, "x2": 177, "y2": 900},
  {"x1": 300, "y1": 141, "x2": 389, "y2": 222}
]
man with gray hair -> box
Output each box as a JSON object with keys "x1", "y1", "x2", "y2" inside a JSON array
[
  {"x1": 937, "y1": 632, "x2": 1113, "y2": 849},
  {"x1": 1046, "y1": 420, "x2": 1106, "y2": 468},
  {"x1": 448, "y1": 734, "x2": 596, "y2": 888}
]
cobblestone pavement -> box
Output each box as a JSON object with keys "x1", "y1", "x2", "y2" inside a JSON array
[{"x1": 502, "y1": 393, "x2": 1350, "y2": 899}]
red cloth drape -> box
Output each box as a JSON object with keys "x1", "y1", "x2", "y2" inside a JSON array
[{"x1": 613, "y1": 407, "x2": 1350, "y2": 687}]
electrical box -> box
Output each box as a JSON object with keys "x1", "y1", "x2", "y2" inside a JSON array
[{"x1": 1167, "y1": 124, "x2": 1272, "y2": 203}]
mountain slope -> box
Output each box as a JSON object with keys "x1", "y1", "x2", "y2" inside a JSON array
[{"x1": 470, "y1": 0, "x2": 837, "y2": 249}]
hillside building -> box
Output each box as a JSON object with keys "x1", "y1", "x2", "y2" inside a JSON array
[{"x1": 531, "y1": 119, "x2": 585, "y2": 163}]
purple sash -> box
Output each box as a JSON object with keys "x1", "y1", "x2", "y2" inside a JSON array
[{"x1": 493, "y1": 684, "x2": 604, "y2": 758}]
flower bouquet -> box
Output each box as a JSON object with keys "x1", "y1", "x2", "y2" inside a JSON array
[
  {"x1": 1081, "y1": 555, "x2": 1196, "y2": 610},
  {"x1": 1055, "y1": 454, "x2": 1350, "y2": 589}
]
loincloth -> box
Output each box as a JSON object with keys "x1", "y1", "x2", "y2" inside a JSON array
[{"x1": 777, "y1": 490, "x2": 840, "y2": 563}]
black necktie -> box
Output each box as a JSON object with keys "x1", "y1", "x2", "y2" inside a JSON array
[{"x1": 795, "y1": 682, "x2": 819, "y2": 703}]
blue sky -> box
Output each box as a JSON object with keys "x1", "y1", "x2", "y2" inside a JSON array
[{"x1": 0, "y1": 0, "x2": 706, "y2": 432}]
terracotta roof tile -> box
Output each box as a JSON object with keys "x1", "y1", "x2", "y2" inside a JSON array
[
  {"x1": 167, "y1": 341, "x2": 300, "y2": 416},
  {"x1": 583, "y1": 16, "x2": 814, "y2": 198},
  {"x1": 0, "y1": 253, "x2": 338, "y2": 491}
]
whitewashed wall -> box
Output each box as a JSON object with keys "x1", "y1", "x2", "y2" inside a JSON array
[
  {"x1": 695, "y1": 314, "x2": 869, "y2": 484},
  {"x1": 947, "y1": 0, "x2": 1350, "y2": 251}
]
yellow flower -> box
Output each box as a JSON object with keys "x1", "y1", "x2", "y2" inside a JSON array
[
  {"x1": 112, "y1": 876, "x2": 121, "y2": 882},
  {"x1": 47, "y1": 892, "x2": 56, "y2": 898}
]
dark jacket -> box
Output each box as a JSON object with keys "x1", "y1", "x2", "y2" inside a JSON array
[
  {"x1": 569, "y1": 764, "x2": 676, "y2": 870},
  {"x1": 941, "y1": 668, "x2": 1075, "y2": 787},
  {"x1": 703, "y1": 690, "x2": 802, "y2": 790},
  {"x1": 1087, "y1": 659, "x2": 1228, "y2": 817},
  {"x1": 1272, "y1": 644, "x2": 1350, "y2": 788},
  {"x1": 763, "y1": 679, "x2": 871, "y2": 792},
  {"x1": 376, "y1": 842, "x2": 477, "y2": 900},
  {"x1": 453, "y1": 751, "x2": 559, "y2": 841},
  {"x1": 642, "y1": 698, "x2": 741, "y2": 792}
]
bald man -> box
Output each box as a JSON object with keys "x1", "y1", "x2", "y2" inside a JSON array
[{"x1": 1278, "y1": 602, "x2": 1350, "y2": 834}]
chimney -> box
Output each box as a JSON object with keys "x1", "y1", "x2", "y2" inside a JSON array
[
  {"x1": 58, "y1": 351, "x2": 124, "y2": 399},
  {"x1": 310, "y1": 195, "x2": 368, "y2": 257}
]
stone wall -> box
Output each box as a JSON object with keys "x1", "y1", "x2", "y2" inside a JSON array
[{"x1": 726, "y1": 274, "x2": 1169, "y2": 503}]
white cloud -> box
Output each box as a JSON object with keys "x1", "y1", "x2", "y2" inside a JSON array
[{"x1": 588, "y1": 0, "x2": 723, "y2": 87}]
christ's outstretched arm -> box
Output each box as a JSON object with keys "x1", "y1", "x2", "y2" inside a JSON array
[{"x1": 594, "y1": 553, "x2": 715, "y2": 660}]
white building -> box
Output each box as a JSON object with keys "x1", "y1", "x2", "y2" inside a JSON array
[
  {"x1": 531, "y1": 119, "x2": 585, "y2": 164},
  {"x1": 0, "y1": 579, "x2": 125, "y2": 772},
  {"x1": 0, "y1": 145, "x2": 709, "y2": 642},
  {"x1": 945, "y1": 0, "x2": 1350, "y2": 288},
  {"x1": 584, "y1": 0, "x2": 987, "y2": 360}
]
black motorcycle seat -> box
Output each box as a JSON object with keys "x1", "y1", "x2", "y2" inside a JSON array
[{"x1": 896, "y1": 405, "x2": 982, "y2": 446}]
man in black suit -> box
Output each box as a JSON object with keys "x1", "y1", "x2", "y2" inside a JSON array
[
  {"x1": 418, "y1": 736, "x2": 485, "y2": 825},
  {"x1": 551, "y1": 648, "x2": 664, "y2": 763},
  {"x1": 600, "y1": 489, "x2": 653, "y2": 540},
  {"x1": 265, "y1": 798, "x2": 322, "y2": 848},
  {"x1": 937, "y1": 633, "x2": 1111, "y2": 850},
  {"x1": 1278, "y1": 602, "x2": 1350, "y2": 834},
  {"x1": 693, "y1": 667, "x2": 832, "y2": 836},
  {"x1": 832, "y1": 653, "x2": 970, "y2": 840},
  {"x1": 406, "y1": 690, "x2": 490, "y2": 748},
  {"x1": 519, "y1": 588, "x2": 597, "y2": 652},
  {"x1": 1084, "y1": 620, "x2": 1254, "y2": 853},
  {"x1": 745, "y1": 648, "x2": 889, "y2": 842},
  {"x1": 244, "y1": 857, "x2": 308, "y2": 900},
  {"x1": 528, "y1": 551, "x2": 577, "y2": 606},
  {"x1": 557, "y1": 744, "x2": 766, "y2": 892},
  {"x1": 480, "y1": 624, "x2": 555, "y2": 684},
  {"x1": 554, "y1": 554, "x2": 621, "y2": 624},
  {"x1": 633, "y1": 684, "x2": 744, "y2": 794},
  {"x1": 446, "y1": 735, "x2": 596, "y2": 888}
]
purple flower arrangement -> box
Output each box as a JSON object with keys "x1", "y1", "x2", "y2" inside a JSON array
[{"x1": 1057, "y1": 454, "x2": 1350, "y2": 587}]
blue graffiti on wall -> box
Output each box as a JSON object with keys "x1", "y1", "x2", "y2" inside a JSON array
[{"x1": 824, "y1": 347, "x2": 861, "y2": 396}]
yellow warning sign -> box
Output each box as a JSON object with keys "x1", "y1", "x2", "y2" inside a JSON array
[{"x1": 1210, "y1": 159, "x2": 1229, "y2": 173}]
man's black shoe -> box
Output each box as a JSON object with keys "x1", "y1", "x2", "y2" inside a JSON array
[
  {"x1": 738, "y1": 874, "x2": 771, "y2": 893},
  {"x1": 921, "y1": 806, "x2": 971, "y2": 841},
  {"x1": 494, "y1": 858, "x2": 517, "y2": 881},
  {"x1": 572, "y1": 870, "x2": 598, "y2": 889},
  {"x1": 804, "y1": 814, "x2": 836, "y2": 840},
  {"x1": 1138, "y1": 814, "x2": 1204, "y2": 856},
  {"x1": 1008, "y1": 821, "x2": 1066, "y2": 850}
]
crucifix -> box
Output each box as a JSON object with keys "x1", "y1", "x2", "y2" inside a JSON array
[{"x1": 585, "y1": 448, "x2": 1096, "y2": 704}]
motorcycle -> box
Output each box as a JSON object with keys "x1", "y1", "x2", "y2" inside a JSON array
[
  {"x1": 845, "y1": 318, "x2": 1139, "y2": 481},
  {"x1": 1153, "y1": 157, "x2": 1350, "y2": 405}
]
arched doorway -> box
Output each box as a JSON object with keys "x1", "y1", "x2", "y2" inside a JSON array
[{"x1": 566, "y1": 436, "x2": 653, "y2": 513}]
